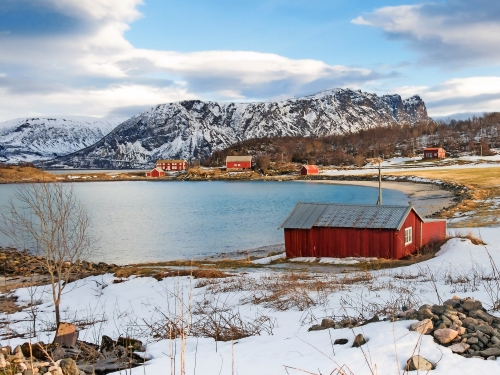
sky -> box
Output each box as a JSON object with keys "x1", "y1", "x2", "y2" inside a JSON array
[{"x1": 0, "y1": 0, "x2": 499, "y2": 121}]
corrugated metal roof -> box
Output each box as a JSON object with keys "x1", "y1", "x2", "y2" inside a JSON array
[
  {"x1": 279, "y1": 203, "x2": 416, "y2": 230},
  {"x1": 156, "y1": 159, "x2": 187, "y2": 163},
  {"x1": 226, "y1": 156, "x2": 252, "y2": 162}
]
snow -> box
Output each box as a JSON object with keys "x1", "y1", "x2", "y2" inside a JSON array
[
  {"x1": 252, "y1": 253, "x2": 286, "y2": 264},
  {"x1": 3, "y1": 227, "x2": 500, "y2": 374},
  {"x1": 0, "y1": 116, "x2": 126, "y2": 163}
]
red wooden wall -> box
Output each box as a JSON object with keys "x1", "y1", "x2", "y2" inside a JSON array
[
  {"x1": 227, "y1": 161, "x2": 252, "y2": 169},
  {"x1": 284, "y1": 210, "x2": 425, "y2": 260},
  {"x1": 421, "y1": 220, "x2": 447, "y2": 245}
]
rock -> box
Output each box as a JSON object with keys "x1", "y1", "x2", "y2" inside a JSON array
[
  {"x1": 60, "y1": 359, "x2": 78, "y2": 375},
  {"x1": 0, "y1": 353, "x2": 7, "y2": 368},
  {"x1": 449, "y1": 343, "x2": 470, "y2": 353},
  {"x1": 410, "y1": 319, "x2": 433, "y2": 335},
  {"x1": 478, "y1": 347, "x2": 500, "y2": 357},
  {"x1": 462, "y1": 317, "x2": 479, "y2": 328},
  {"x1": 100, "y1": 336, "x2": 116, "y2": 352},
  {"x1": 76, "y1": 365, "x2": 94, "y2": 374},
  {"x1": 491, "y1": 336, "x2": 500, "y2": 345},
  {"x1": 362, "y1": 315, "x2": 379, "y2": 325},
  {"x1": 470, "y1": 310, "x2": 494, "y2": 325},
  {"x1": 320, "y1": 319, "x2": 335, "y2": 329},
  {"x1": 434, "y1": 328, "x2": 458, "y2": 344},
  {"x1": 475, "y1": 325, "x2": 494, "y2": 335},
  {"x1": 462, "y1": 299, "x2": 483, "y2": 312},
  {"x1": 51, "y1": 346, "x2": 65, "y2": 362},
  {"x1": 441, "y1": 315, "x2": 452, "y2": 326},
  {"x1": 23, "y1": 370, "x2": 34, "y2": 375},
  {"x1": 418, "y1": 308, "x2": 436, "y2": 320},
  {"x1": 405, "y1": 355, "x2": 433, "y2": 371},
  {"x1": 53, "y1": 323, "x2": 78, "y2": 348},
  {"x1": 352, "y1": 334, "x2": 366, "y2": 348},
  {"x1": 487, "y1": 356, "x2": 496, "y2": 360},
  {"x1": 308, "y1": 324, "x2": 326, "y2": 331},
  {"x1": 432, "y1": 305, "x2": 446, "y2": 315},
  {"x1": 21, "y1": 343, "x2": 49, "y2": 361},
  {"x1": 398, "y1": 309, "x2": 416, "y2": 318},
  {"x1": 334, "y1": 339, "x2": 348, "y2": 345},
  {"x1": 117, "y1": 337, "x2": 144, "y2": 352}
]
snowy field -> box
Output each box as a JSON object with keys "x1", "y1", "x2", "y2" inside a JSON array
[{"x1": 2, "y1": 227, "x2": 500, "y2": 374}]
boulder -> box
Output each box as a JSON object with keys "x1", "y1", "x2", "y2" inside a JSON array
[
  {"x1": 333, "y1": 339, "x2": 348, "y2": 345},
  {"x1": 405, "y1": 355, "x2": 433, "y2": 371},
  {"x1": 410, "y1": 319, "x2": 433, "y2": 335},
  {"x1": 352, "y1": 334, "x2": 366, "y2": 348},
  {"x1": 434, "y1": 328, "x2": 458, "y2": 344},
  {"x1": 469, "y1": 310, "x2": 494, "y2": 325}
]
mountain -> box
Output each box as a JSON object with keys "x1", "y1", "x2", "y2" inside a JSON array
[
  {"x1": 49, "y1": 88, "x2": 429, "y2": 169},
  {"x1": 0, "y1": 116, "x2": 125, "y2": 163}
]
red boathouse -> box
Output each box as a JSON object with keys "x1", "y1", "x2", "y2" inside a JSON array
[
  {"x1": 146, "y1": 167, "x2": 165, "y2": 178},
  {"x1": 279, "y1": 203, "x2": 446, "y2": 260},
  {"x1": 423, "y1": 147, "x2": 446, "y2": 159},
  {"x1": 226, "y1": 156, "x2": 252, "y2": 170},
  {"x1": 301, "y1": 165, "x2": 319, "y2": 175}
]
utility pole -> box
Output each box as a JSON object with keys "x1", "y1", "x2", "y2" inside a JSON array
[{"x1": 376, "y1": 157, "x2": 382, "y2": 205}]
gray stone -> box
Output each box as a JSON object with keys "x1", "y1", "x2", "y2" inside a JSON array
[
  {"x1": 432, "y1": 305, "x2": 446, "y2": 315},
  {"x1": 405, "y1": 355, "x2": 433, "y2": 371},
  {"x1": 470, "y1": 310, "x2": 494, "y2": 325},
  {"x1": 462, "y1": 299, "x2": 483, "y2": 311},
  {"x1": 51, "y1": 346, "x2": 65, "y2": 362},
  {"x1": 352, "y1": 334, "x2": 367, "y2": 348},
  {"x1": 476, "y1": 325, "x2": 494, "y2": 335},
  {"x1": 491, "y1": 336, "x2": 500, "y2": 345},
  {"x1": 449, "y1": 343, "x2": 470, "y2": 353},
  {"x1": 418, "y1": 308, "x2": 436, "y2": 320},
  {"x1": 478, "y1": 347, "x2": 500, "y2": 357},
  {"x1": 441, "y1": 315, "x2": 452, "y2": 326},
  {"x1": 467, "y1": 337, "x2": 479, "y2": 345}
]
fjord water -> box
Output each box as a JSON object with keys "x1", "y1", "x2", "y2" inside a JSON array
[{"x1": 0, "y1": 181, "x2": 409, "y2": 264}]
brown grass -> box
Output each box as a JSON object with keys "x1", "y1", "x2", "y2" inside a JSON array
[
  {"x1": 390, "y1": 166, "x2": 500, "y2": 227},
  {"x1": 453, "y1": 232, "x2": 487, "y2": 245},
  {"x1": 0, "y1": 166, "x2": 56, "y2": 183}
]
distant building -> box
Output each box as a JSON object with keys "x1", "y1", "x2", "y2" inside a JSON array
[
  {"x1": 226, "y1": 156, "x2": 252, "y2": 170},
  {"x1": 423, "y1": 147, "x2": 446, "y2": 159},
  {"x1": 279, "y1": 203, "x2": 447, "y2": 260},
  {"x1": 146, "y1": 167, "x2": 165, "y2": 178},
  {"x1": 156, "y1": 159, "x2": 188, "y2": 171},
  {"x1": 301, "y1": 165, "x2": 319, "y2": 175}
]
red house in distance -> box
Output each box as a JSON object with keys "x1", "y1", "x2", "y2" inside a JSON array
[
  {"x1": 156, "y1": 159, "x2": 187, "y2": 171},
  {"x1": 301, "y1": 165, "x2": 319, "y2": 175},
  {"x1": 423, "y1": 147, "x2": 446, "y2": 159},
  {"x1": 146, "y1": 167, "x2": 165, "y2": 178},
  {"x1": 279, "y1": 203, "x2": 446, "y2": 260},
  {"x1": 226, "y1": 156, "x2": 252, "y2": 170}
]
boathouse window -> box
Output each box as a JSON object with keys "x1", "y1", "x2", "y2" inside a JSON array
[{"x1": 405, "y1": 227, "x2": 413, "y2": 245}]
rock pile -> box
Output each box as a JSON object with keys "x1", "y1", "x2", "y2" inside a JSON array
[
  {"x1": 0, "y1": 248, "x2": 117, "y2": 277},
  {"x1": 402, "y1": 297, "x2": 500, "y2": 359},
  {"x1": 0, "y1": 336, "x2": 146, "y2": 375}
]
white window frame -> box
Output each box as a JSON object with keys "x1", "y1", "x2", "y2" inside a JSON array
[{"x1": 404, "y1": 227, "x2": 413, "y2": 245}]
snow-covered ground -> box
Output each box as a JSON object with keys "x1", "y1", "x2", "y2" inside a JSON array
[{"x1": 2, "y1": 227, "x2": 500, "y2": 374}]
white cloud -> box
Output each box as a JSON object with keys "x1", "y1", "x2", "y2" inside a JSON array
[
  {"x1": 353, "y1": 1, "x2": 500, "y2": 66},
  {"x1": 0, "y1": 0, "x2": 386, "y2": 121}
]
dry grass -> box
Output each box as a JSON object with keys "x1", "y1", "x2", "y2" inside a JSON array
[
  {"x1": 453, "y1": 232, "x2": 487, "y2": 245},
  {"x1": 390, "y1": 166, "x2": 500, "y2": 227},
  {"x1": 0, "y1": 166, "x2": 56, "y2": 183}
]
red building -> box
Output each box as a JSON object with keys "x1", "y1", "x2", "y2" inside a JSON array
[
  {"x1": 156, "y1": 159, "x2": 187, "y2": 171},
  {"x1": 423, "y1": 147, "x2": 446, "y2": 159},
  {"x1": 301, "y1": 165, "x2": 319, "y2": 175},
  {"x1": 146, "y1": 167, "x2": 165, "y2": 178},
  {"x1": 279, "y1": 203, "x2": 446, "y2": 260},
  {"x1": 226, "y1": 156, "x2": 252, "y2": 170}
]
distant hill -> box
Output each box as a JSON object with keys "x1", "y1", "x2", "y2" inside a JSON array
[
  {"x1": 48, "y1": 88, "x2": 428, "y2": 169},
  {"x1": 0, "y1": 116, "x2": 125, "y2": 163}
]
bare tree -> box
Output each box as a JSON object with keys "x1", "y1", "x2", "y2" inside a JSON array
[{"x1": 0, "y1": 183, "x2": 95, "y2": 326}]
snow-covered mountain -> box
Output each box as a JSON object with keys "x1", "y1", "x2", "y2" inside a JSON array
[
  {"x1": 50, "y1": 88, "x2": 429, "y2": 169},
  {"x1": 0, "y1": 116, "x2": 126, "y2": 163}
]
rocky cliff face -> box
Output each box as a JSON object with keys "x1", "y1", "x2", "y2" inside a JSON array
[
  {"x1": 49, "y1": 88, "x2": 428, "y2": 169},
  {"x1": 0, "y1": 116, "x2": 125, "y2": 163}
]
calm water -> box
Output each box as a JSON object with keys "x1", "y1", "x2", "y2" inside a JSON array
[{"x1": 0, "y1": 181, "x2": 409, "y2": 264}]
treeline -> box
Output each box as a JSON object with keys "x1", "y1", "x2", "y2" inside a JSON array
[{"x1": 203, "y1": 113, "x2": 500, "y2": 167}]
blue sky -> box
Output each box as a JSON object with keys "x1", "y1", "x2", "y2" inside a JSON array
[{"x1": 0, "y1": 0, "x2": 499, "y2": 120}]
